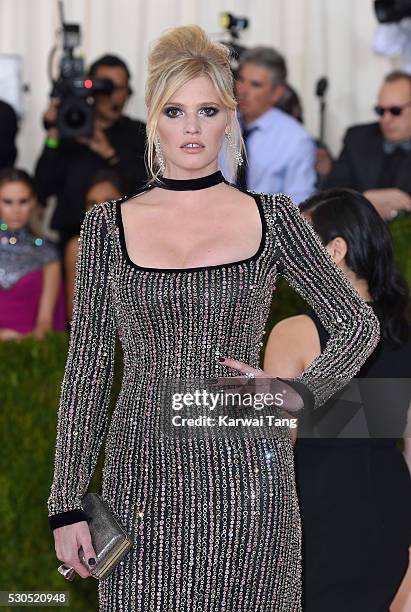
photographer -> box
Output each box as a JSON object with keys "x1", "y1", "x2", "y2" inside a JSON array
[{"x1": 35, "y1": 55, "x2": 147, "y2": 247}]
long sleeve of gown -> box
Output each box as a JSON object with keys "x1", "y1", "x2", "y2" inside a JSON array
[
  {"x1": 47, "y1": 203, "x2": 116, "y2": 530},
  {"x1": 272, "y1": 193, "x2": 380, "y2": 410}
]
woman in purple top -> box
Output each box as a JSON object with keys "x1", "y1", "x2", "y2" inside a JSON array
[{"x1": 0, "y1": 168, "x2": 65, "y2": 340}]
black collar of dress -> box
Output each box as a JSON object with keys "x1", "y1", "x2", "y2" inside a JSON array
[{"x1": 152, "y1": 170, "x2": 224, "y2": 191}]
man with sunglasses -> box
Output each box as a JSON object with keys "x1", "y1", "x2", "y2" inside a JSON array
[
  {"x1": 324, "y1": 71, "x2": 411, "y2": 220},
  {"x1": 35, "y1": 54, "x2": 147, "y2": 250}
]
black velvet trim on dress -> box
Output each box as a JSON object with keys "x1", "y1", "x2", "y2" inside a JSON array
[
  {"x1": 116, "y1": 188, "x2": 266, "y2": 273},
  {"x1": 277, "y1": 377, "x2": 315, "y2": 413},
  {"x1": 48, "y1": 508, "x2": 88, "y2": 530}
]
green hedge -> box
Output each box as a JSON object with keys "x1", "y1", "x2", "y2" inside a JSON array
[
  {"x1": 390, "y1": 214, "x2": 411, "y2": 287},
  {"x1": 0, "y1": 216, "x2": 409, "y2": 611},
  {"x1": 0, "y1": 337, "x2": 123, "y2": 611}
]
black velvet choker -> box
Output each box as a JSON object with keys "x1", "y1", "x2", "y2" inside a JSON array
[{"x1": 153, "y1": 170, "x2": 224, "y2": 191}]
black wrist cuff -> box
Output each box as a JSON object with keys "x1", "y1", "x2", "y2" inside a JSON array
[
  {"x1": 276, "y1": 377, "x2": 315, "y2": 412},
  {"x1": 48, "y1": 508, "x2": 88, "y2": 531}
]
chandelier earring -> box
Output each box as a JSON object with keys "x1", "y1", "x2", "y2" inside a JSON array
[
  {"x1": 154, "y1": 136, "x2": 166, "y2": 174},
  {"x1": 225, "y1": 129, "x2": 243, "y2": 167}
]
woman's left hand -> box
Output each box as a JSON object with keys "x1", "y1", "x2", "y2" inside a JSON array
[
  {"x1": 217, "y1": 357, "x2": 273, "y2": 394},
  {"x1": 218, "y1": 357, "x2": 303, "y2": 414},
  {"x1": 219, "y1": 357, "x2": 266, "y2": 378}
]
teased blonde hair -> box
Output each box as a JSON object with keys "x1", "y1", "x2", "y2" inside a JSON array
[{"x1": 145, "y1": 24, "x2": 243, "y2": 181}]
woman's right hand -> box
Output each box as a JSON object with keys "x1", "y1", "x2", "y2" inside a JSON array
[{"x1": 53, "y1": 521, "x2": 97, "y2": 579}]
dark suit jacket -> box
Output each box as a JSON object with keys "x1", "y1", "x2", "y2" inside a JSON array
[
  {"x1": 324, "y1": 122, "x2": 411, "y2": 194},
  {"x1": 0, "y1": 100, "x2": 18, "y2": 170}
]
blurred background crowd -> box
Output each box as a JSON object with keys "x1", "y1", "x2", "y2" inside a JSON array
[{"x1": 1, "y1": 0, "x2": 411, "y2": 339}]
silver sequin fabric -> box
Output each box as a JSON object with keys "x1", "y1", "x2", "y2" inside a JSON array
[{"x1": 48, "y1": 190, "x2": 380, "y2": 611}]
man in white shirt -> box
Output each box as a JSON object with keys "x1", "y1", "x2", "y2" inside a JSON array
[{"x1": 221, "y1": 47, "x2": 316, "y2": 205}]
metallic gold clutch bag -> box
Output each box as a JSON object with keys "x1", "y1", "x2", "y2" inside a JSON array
[{"x1": 58, "y1": 493, "x2": 134, "y2": 580}]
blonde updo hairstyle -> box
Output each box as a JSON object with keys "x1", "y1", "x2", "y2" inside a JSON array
[{"x1": 145, "y1": 24, "x2": 243, "y2": 181}]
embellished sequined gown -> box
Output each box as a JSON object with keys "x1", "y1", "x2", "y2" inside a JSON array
[{"x1": 47, "y1": 184, "x2": 380, "y2": 611}]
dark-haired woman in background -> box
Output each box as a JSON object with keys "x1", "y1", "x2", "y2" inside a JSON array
[
  {"x1": 64, "y1": 170, "x2": 124, "y2": 320},
  {"x1": 264, "y1": 188, "x2": 411, "y2": 611},
  {"x1": 0, "y1": 168, "x2": 65, "y2": 340}
]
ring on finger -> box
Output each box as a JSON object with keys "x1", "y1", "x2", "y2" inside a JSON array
[
  {"x1": 244, "y1": 372, "x2": 256, "y2": 379},
  {"x1": 58, "y1": 564, "x2": 76, "y2": 581}
]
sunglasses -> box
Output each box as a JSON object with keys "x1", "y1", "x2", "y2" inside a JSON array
[{"x1": 374, "y1": 100, "x2": 411, "y2": 117}]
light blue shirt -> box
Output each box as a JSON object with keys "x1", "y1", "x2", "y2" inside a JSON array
[{"x1": 220, "y1": 107, "x2": 316, "y2": 205}]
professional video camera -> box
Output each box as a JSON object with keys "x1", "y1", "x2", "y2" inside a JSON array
[
  {"x1": 375, "y1": 0, "x2": 411, "y2": 23},
  {"x1": 47, "y1": 0, "x2": 113, "y2": 138},
  {"x1": 219, "y1": 13, "x2": 249, "y2": 76}
]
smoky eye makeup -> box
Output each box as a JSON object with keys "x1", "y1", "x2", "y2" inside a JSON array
[
  {"x1": 163, "y1": 106, "x2": 183, "y2": 118},
  {"x1": 162, "y1": 105, "x2": 221, "y2": 118},
  {"x1": 199, "y1": 106, "x2": 220, "y2": 116}
]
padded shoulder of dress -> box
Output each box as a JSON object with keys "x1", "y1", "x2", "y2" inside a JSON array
[
  {"x1": 247, "y1": 192, "x2": 294, "y2": 206},
  {"x1": 272, "y1": 193, "x2": 295, "y2": 206},
  {"x1": 84, "y1": 199, "x2": 119, "y2": 233}
]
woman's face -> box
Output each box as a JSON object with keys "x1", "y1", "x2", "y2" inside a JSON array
[
  {"x1": 0, "y1": 181, "x2": 36, "y2": 231},
  {"x1": 156, "y1": 75, "x2": 230, "y2": 178},
  {"x1": 85, "y1": 181, "x2": 123, "y2": 211}
]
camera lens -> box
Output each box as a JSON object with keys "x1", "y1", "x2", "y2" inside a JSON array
[
  {"x1": 64, "y1": 104, "x2": 87, "y2": 129},
  {"x1": 57, "y1": 95, "x2": 95, "y2": 138}
]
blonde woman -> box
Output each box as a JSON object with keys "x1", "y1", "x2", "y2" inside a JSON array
[{"x1": 47, "y1": 25, "x2": 380, "y2": 610}]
